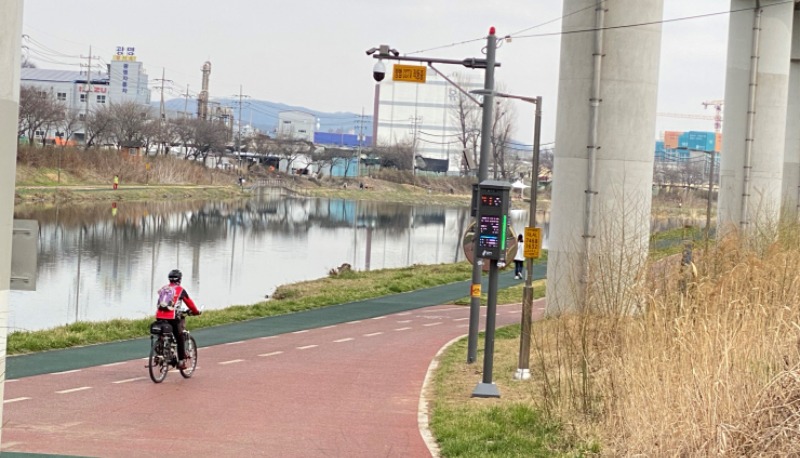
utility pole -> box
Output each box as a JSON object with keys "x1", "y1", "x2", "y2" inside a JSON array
[
  {"x1": 182, "y1": 85, "x2": 190, "y2": 117},
  {"x1": 357, "y1": 108, "x2": 366, "y2": 177},
  {"x1": 153, "y1": 68, "x2": 173, "y2": 154},
  {"x1": 80, "y1": 45, "x2": 99, "y2": 144},
  {"x1": 409, "y1": 115, "x2": 422, "y2": 176},
  {"x1": 233, "y1": 85, "x2": 250, "y2": 175}
]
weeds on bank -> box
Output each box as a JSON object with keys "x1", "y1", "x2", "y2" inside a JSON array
[
  {"x1": 529, "y1": 223, "x2": 800, "y2": 455},
  {"x1": 7, "y1": 263, "x2": 474, "y2": 355}
]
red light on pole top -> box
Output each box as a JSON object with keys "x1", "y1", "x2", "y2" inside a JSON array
[{"x1": 489, "y1": 26, "x2": 496, "y2": 35}]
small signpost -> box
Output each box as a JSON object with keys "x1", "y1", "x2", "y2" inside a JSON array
[
  {"x1": 524, "y1": 227, "x2": 542, "y2": 259},
  {"x1": 392, "y1": 64, "x2": 426, "y2": 83}
]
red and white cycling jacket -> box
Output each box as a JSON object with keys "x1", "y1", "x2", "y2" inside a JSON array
[{"x1": 155, "y1": 284, "x2": 199, "y2": 320}]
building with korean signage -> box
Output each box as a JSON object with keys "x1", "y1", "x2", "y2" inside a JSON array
[{"x1": 20, "y1": 45, "x2": 151, "y2": 125}]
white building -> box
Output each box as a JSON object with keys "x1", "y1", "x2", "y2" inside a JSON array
[
  {"x1": 376, "y1": 68, "x2": 482, "y2": 174},
  {"x1": 20, "y1": 47, "x2": 150, "y2": 128},
  {"x1": 277, "y1": 110, "x2": 315, "y2": 142}
]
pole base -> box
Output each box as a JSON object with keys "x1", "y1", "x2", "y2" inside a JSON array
[
  {"x1": 471, "y1": 382, "x2": 501, "y2": 398},
  {"x1": 513, "y1": 368, "x2": 531, "y2": 381}
]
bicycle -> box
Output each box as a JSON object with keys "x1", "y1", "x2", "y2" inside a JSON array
[{"x1": 147, "y1": 306, "x2": 199, "y2": 383}]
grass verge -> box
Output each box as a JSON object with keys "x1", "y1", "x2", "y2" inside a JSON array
[
  {"x1": 8, "y1": 262, "x2": 475, "y2": 355},
  {"x1": 429, "y1": 284, "x2": 600, "y2": 457}
]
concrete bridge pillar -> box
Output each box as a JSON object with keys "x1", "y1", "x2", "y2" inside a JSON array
[
  {"x1": 719, "y1": 0, "x2": 794, "y2": 232},
  {"x1": 0, "y1": 0, "x2": 23, "y2": 445},
  {"x1": 782, "y1": 9, "x2": 800, "y2": 220},
  {"x1": 547, "y1": 0, "x2": 663, "y2": 314}
]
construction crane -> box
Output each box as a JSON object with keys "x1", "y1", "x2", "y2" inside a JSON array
[
  {"x1": 657, "y1": 112, "x2": 715, "y2": 121},
  {"x1": 701, "y1": 99, "x2": 724, "y2": 133}
]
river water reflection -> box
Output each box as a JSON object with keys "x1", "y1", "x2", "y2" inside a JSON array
[{"x1": 12, "y1": 190, "x2": 542, "y2": 332}]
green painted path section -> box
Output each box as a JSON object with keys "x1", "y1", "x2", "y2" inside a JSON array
[{"x1": 6, "y1": 264, "x2": 546, "y2": 380}]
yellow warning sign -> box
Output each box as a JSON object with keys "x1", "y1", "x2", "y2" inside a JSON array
[
  {"x1": 524, "y1": 227, "x2": 542, "y2": 259},
  {"x1": 470, "y1": 283, "x2": 481, "y2": 298}
]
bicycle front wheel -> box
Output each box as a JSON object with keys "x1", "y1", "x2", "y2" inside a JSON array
[
  {"x1": 148, "y1": 337, "x2": 169, "y2": 383},
  {"x1": 180, "y1": 335, "x2": 197, "y2": 378}
]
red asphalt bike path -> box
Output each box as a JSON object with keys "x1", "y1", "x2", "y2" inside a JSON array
[{"x1": 1, "y1": 300, "x2": 546, "y2": 457}]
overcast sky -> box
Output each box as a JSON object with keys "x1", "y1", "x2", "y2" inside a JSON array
[{"x1": 21, "y1": 0, "x2": 730, "y2": 145}]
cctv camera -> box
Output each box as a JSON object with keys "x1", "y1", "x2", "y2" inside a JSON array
[
  {"x1": 365, "y1": 47, "x2": 378, "y2": 56},
  {"x1": 373, "y1": 60, "x2": 386, "y2": 82}
]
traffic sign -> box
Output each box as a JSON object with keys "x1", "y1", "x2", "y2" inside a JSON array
[
  {"x1": 524, "y1": 227, "x2": 541, "y2": 259},
  {"x1": 392, "y1": 64, "x2": 426, "y2": 83}
]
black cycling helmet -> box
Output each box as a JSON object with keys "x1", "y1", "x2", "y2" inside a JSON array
[{"x1": 168, "y1": 269, "x2": 182, "y2": 283}]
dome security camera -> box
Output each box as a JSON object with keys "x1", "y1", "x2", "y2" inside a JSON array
[{"x1": 373, "y1": 60, "x2": 386, "y2": 82}]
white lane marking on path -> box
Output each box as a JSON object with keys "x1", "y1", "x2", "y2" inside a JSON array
[
  {"x1": 364, "y1": 332, "x2": 383, "y2": 337},
  {"x1": 371, "y1": 316, "x2": 386, "y2": 320},
  {"x1": 260, "y1": 336, "x2": 279, "y2": 340},
  {"x1": 113, "y1": 377, "x2": 146, "y2": 384},
  {"x1": 259, "y1": 351, "x2": 283, "y2": 357},
  {"x1": 219, "y1": 359, "x2": 244, "y2": 365},
  {"x1": 56, "y1": 386, "x2": 92, "y2": 394},
  {"x1": 101, "y1": 362, "x2": 126, "y2": 367},
  {"x1": 52, "y1": 369, "x2": 81, "y2": 375},
  {"x1": 292, "y1": 330, "x2": 309, "y2": 334},
  {"x1": 297, "y1": 345, "x2": 318, "y2": 350},
  {"x1": 395, "y1": 327, "x2": 412, "y2": 331},
  {"x1": 225, "y1": 341, "x2": 244, "y2": 346},
  {"x1": 347, "y1": 320, "x2": 362, "y2": 325},
  {"x1": 397, "y1": 312, "x2": 412, "y2": 316},
  {"x1": 453, "y1": 318, "x2": 469, "y2": 322},
  {"x1": 5, "y1": 379, "x2": 17, "y2": 383},
  {"x1": 4, "y1": 397, "x2": 30, "y2": 404},
  {"x1": 397, "y1": 320, "x2": 412, "y2": 324},
  {"x1": 320, "y1": 325, "x2": 336, "y2": 330},
  {"x1": 423, "y1": 322, "x2": 443, "y2": 327},
  {"x1": 333, "y1": 338, "x2": 354, "y2": 343}
]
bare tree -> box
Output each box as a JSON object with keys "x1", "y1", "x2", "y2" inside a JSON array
[
  {"x1": 170, "y1": 117, "x2": 195, "y2": 158},
  {"x1": 376, "y1": 141, "x2": 414, "y2": 170},
  {"x1": 18, "y1": 85, "x2": 63, "y2": 147},
  {"x1": 191, "y1": 118, "x2": 229, "y2": 165},
  {"x1": 490, "y1": 97, "x2": 515, "y2": 179},
  {"x1": 448, "y1": 73, "x2": 481, "y2": 174},
  {"x1": 59, "y1": 109, "x2": 83, "y2": 147},
  {"x1": 274, "y1": 138, "x2": 313, "y2": 174},
  {"x1": 107, "y1": 100, "x2": 150, "y2": 149},
  {"x1": 84, "y1": 104, "x2": 114, "y2": 148}
]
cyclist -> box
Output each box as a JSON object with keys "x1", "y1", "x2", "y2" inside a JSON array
[{"x1": 155, "y1": 269, "x2": 201, "y2": 369}]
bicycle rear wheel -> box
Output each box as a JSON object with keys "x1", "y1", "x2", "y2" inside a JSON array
[
  {"x1": 180, "y1": 335, "x2": 197, "y2": 378},
  {"x1": 148, "y1": 337, "x2": 169, "y2": 383}
]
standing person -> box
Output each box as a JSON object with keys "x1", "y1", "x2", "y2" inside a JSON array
[
  {"x1": 113, "y1": 174, "x2": 119, "y2": 190},
  {"x1": 514, "y1": 234, "x2": 525, "y2": 280},
  {"x1": 155, "y1": 269, "x2": 201, "y2": 369}
]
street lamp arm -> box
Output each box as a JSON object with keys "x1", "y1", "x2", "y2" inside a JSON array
[
  {"x1": 426, "y1": 64, "x2": 483, "y2": 107},
  {"x1": 371, "y1": 53, "x2": 500, "y2": 69}
]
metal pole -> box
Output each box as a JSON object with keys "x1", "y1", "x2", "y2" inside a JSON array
[
  {"x1": 467, "y1": 28, "x2": 497, "y2": 364},
  {"x1": 705, "y1": 150, "x2": 715, "y2": 241},
  {"x1": 372, "y1": 83, "x2": 380, "y2": 146},
  {"x1": 472, "y1": 259, "x2": 501, "y2": 398},
  {"x1": 515, "y1": 96, "x2": 542, "y2": 381}
]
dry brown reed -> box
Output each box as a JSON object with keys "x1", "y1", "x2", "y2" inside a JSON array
[{"x1": 532, "y1": 226, "x2": 800, "y2": 456}]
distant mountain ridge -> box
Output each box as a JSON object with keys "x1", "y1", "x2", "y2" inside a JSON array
[{"x1": 161, "y1": 98, "x2": 372, "y2": 136}]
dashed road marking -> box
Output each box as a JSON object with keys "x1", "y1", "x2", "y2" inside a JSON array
[
  {"x1": 225, "y1": 341, "x2": 244, "y2": 346},
  {"x1": 4, "y1": 397, "x2": 30, "y2": 404},
  {"x1": 453, "y1": 318, "x2": 469, "y2": 322},
  {"x1": 423, "y1": 322, "x2": 443, "y2": 327},
  {"x1": 52, "y1": 369, "x2": 81, "y2": 375},
  {"x1": 395, "y1": 327, "x2": 412, "y2": 331},
  {"x1": 219, "y1": 359, "x2": 244, "y2": 365},
  {"x1": 397, "y1": 320, "x2": 412, "y2": 324},
  {"x1": 320, "y1": 325, "x2": 337, "y2": 330},
  {"x1": 56, "y1": 386, "x2": 92, "y2": 394},
  {"x1": 260, "y1": 336, "x2": 279, "y2": 340},
  {"x1": 371, "y1": 316, "x2": 386, "y2": 320},
  {"x1": 364, "y1": 332, "x2": 383, "y2": 337},
  {"x1": 347, "y1": 320, "x2": 362, "y2": 325},
  {"x1": 333, "y1": 338, "x2": 354, "y2": 343},
  {"x1": 297, "y1": 345, "x2": 318, "y2": 350},
  {"x1": 259, "y1": 351, "x2": 283, "y2": 357},
  {"x1": 397, "y1": 312, "x2": 412, "y2": 316},
  {"x1": 113, "y1": 377, "x2": 146, "y2": 384},
  {"x1": 292, "y1": 330, "x2": 309, "y2": 334},
  {"x1": 101, "y1": 362, "x2": 126, "y2": 367}
]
